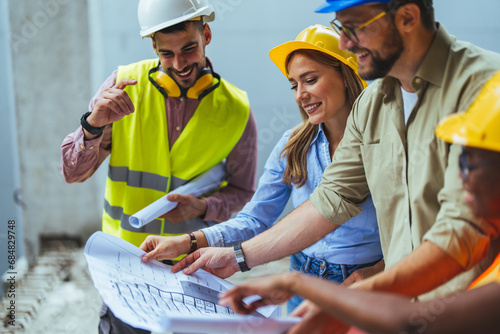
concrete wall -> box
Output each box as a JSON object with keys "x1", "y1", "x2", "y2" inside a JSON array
[
  {"x1": 434, "y1": 0, "x2": 500, "y2": 53},
  {"x1": 1, "y1": 0, "x2": 500, "y2": 271},
  {"x1": 0, "y1": 0, "x2": 26, "y2": 295},
  {"x1": 6, "y1": 0, "x2": 99, "y2": 264}
]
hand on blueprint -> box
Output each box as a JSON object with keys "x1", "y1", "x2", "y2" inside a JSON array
[
  {"x1": 172, "y1": 247, "x2": 239, "y2": 278},
  {"x1": 219, "y1": 273, "x2": 295, "y2": 314},
  {"x1": 160, "y1": 194, "x2": 208, "y2": 223},
  {"x1": 140, "y1": 234, "x2": 191, "y2": 262},
  {"x1": 219, "y1": 273, "x2": 351, "y2": 334}
]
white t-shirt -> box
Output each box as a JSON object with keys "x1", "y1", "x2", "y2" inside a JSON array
[{"x1": 401, "y1": 87, "x2": 418, "y2": 124}]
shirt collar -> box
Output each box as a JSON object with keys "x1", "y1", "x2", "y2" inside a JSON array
[
  {"x1": 315, "y1": 124, "x2": 327, "y2": 143},
  {"x1": 414, "y1": 23, "x2": 451, "y2": 88},
  {"x1": 378, "y1": 23, "x2": 451, "y2": 96}
]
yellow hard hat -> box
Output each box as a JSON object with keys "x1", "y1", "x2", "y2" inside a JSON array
[
  {"x1": 435, "y1": 70, "x2": 500, "y2": 153},
  {"x1": 269, "y1": 24, "x2": 366, "y2": 87}
]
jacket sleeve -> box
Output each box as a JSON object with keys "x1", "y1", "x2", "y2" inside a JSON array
[
  {"x1": 60, "y1": 71, "x2": 117, "y2": 183},
  {"x1": 309, "y1": 97, "x2": 370, "y2": 225},
  {"x1": 423, "y1": 77, "x2": 499, "y2": 270}
]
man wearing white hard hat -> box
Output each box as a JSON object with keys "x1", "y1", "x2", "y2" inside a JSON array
[
  {"x1": 60, "y1": 1, "x2": 257, "y2": 333},
  {"x1": 169, "y1": 0, "x2": 500, "y2": 332}
]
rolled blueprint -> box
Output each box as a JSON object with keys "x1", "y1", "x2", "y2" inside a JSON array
[{"x1": 129, "y1": 162, "x2": 227, "y2": 228}]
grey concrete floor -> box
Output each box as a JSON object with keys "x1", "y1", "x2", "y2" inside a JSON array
[{"x1": 0, "y1": 243, "x2": 290, "y2": 334}]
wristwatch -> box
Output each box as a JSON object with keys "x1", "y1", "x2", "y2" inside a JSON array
[
  {"x1": 233, "y1": 243, "x2": 251, "y2": 272},
  {"x1": 81, "y1": 111, "x2": 106, "y2": 136},
  {"x1": 187, "y1": 232, "x2": 197, "y2": 254}
]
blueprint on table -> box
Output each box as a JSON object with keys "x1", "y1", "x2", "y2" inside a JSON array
[{"x1": 84, "y1": 232, "x2": 300, "y2": 333}]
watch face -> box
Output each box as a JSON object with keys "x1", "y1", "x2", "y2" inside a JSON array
[{"x1": 234, "y1": 244, "x2": 250, "y2": 272}]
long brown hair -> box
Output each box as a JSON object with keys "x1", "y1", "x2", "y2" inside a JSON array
[{"x1": 280, "y1": 49, "x2": 364, "y2": 188}]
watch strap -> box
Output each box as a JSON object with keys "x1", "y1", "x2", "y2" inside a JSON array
[
  {"x1": 187, "y1": 232, "x2": 197, "y2": 254},
  {"x1": 81, "y1": 111, "x2": 106, "y2": 136},
  {"x1": 234, "y1": 243, "x2": 251, "y2": 272}
]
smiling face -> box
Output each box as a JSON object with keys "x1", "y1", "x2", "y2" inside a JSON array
[
  {"x1": 287, "y1": 52, "x2": 350, "y2": 127},
  {"x1": 337, "y1": 4, "x2": 404, "y2": 80},
  {"x1": 462, "y1": 147, "x2": 500, "y2": 222},
  {"x1": 153, "y1": 22, "x2": 211, "y2": 89}
]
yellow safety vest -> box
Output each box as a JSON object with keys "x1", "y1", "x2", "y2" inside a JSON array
[
  {"x1": 468, "y1": 252, "x2": 500, "y2": 290},
  {"x1": 102, "y1": 59, "x2": 250, "y2": 247}
]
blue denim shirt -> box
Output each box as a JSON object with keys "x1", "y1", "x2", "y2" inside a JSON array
[{"x1": 202, "y1": 126, "x2": 382, "y2": 264}]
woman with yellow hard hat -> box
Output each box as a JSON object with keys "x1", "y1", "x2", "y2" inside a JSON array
[
  {"x1": 219, "y1": 71, "x2": 500, "y2": 333},
  {"x1": 140, "y1": 24, "x2": 383, "y2": 312}
]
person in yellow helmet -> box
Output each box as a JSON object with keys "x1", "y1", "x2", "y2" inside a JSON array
[
  {"x1": 168, "y1": 0, "x2": 500, "y2": 332},
  {"x1": 219, "y1": 69, "x2": 500, "y2": 334},
  {"x1": 60, "y1": 0, "x2": 257, "y2": 333},
  {"x1": 140, "y1": 24, "x2": 383, "y2": 313}
]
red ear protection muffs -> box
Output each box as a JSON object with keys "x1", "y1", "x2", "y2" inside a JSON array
[{"x1": 148, "y1": 61, "x2": 220, "y2": 100}]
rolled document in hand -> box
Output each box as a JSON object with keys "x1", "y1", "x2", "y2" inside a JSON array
[{"x1": 129, "y1": 162, "x2": 227, "y2": 228}]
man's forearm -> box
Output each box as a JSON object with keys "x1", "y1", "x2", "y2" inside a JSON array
[
  {"x1": 353, "y1": 241, "x2": 464, "y2": 297},
  {"x1": 242, "y1": 200, "x2": 339, "y2": 268},
  {"x1": 290, "y1": 272, "x2": 500, "y2": 334},
  {"x1": 289, "y1": 273, "x2": 414, "y2": 334}
]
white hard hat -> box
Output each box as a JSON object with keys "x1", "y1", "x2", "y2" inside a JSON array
[{"x1": 138, "y1": 0, "x2": 215, "y2": 38}]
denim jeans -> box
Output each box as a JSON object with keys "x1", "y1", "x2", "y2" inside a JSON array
[{"x1": 287, "y1": 251, "x2": 383, "y2": 314}]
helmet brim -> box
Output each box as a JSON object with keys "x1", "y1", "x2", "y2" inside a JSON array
[
  {"x1": 435, "y1": 71, "x2": 500, "y2": 153},
  {"x1": 140, "y1": 6, "x2": 215, "y2": 38},
  {"x1": 269, "y1": 40, "x2": 365, "y2": 87},
  {"x1": 315, "y1": 0, "x2": 391, "y2": 13}
]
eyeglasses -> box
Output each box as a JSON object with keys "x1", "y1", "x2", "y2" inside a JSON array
[
  {"x1": 459, "y1": 146, "x2": 500, "y2": 182},
  {"x1": 331, "y1": 11, "x2": 387, "y2": 44}
]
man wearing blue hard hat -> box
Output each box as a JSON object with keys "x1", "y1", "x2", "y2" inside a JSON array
[
  {"x1": 169, "y1": 1, "x2": 500, "y2": 332},
  {"x1": 291, "y1": 0, "x2": 500, "y2": 331},
  {"x1": 306, "y1": 0, "x2": 499, "y2": 295},
  {"x1": 316, "y1": 0, "x2": 392, "y2": 12}
]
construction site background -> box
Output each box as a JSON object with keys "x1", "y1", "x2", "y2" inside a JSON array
[{"x1": 1, "y1": 0, "x2": 500, "y2": 333}]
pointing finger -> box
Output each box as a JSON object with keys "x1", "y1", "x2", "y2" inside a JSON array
[{"x1": 113, "y1": 78, "x2": 137, "y2": 90}]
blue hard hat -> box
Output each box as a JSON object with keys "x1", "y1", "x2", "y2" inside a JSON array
[{"x1": 315, "y1": 0, "x2": 392, "y2": 13}]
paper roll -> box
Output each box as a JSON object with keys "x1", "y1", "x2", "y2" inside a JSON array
[{"x1": 129, "y1": 162, "x2": 227, "y2": 228}]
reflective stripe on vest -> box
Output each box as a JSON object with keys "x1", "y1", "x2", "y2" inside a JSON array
[
  {"x1": 102, "y1": 58, "x2": 250, "y2": 247},
  {"x1": 108, "y1": 165, "x2": 169, "y2": 192},
  {"x1": 468, "y1": 252, "x2": 500, "y2": 290}
]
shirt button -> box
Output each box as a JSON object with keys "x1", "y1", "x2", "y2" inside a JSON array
[
  {"x1": 414, "y1": 78, "x2": 422, "y2": 85},
  {"x1": 80, "y1": 144, "x2": 84, "y2": 149},
  {"x1": 90, "y1": 146, "x2": 94, "y2": 150},
  {"x1": 180, "y1": 97, "x2": 184, "y2": 102},
  {"x1": 176, "y1": 126, "x2": 181, "y2": 131}
]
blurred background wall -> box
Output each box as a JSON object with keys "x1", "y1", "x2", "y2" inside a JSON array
[{"x1": 1, "y1": 0, "x2": 500, "y2": 293}]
